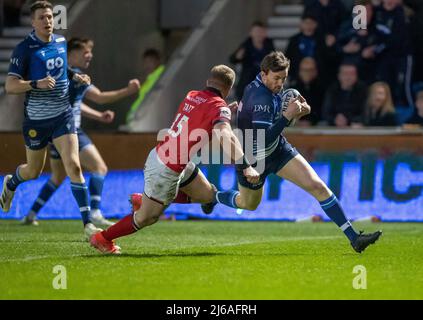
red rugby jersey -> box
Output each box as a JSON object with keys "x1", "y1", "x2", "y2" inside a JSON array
[{"x1": 156, "y1": 88, "x2": 231, "y2": 173}]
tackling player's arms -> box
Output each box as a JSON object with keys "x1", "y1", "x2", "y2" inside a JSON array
[{"x1": 213, "y1": 121, "x2": 260, "y2": 184}]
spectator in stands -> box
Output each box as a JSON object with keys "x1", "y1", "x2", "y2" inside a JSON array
[
  {"x1": 322, "y1": 63, "x2": 367, "y2": 127},
  {"x1": 404, "y1": 0, "x2": 423, "y2": 82},
  {"x1": 285, "y1": 14, "x2": 331, "y2": 85},
  {"x1": 0, "y1": 0, "x2": 4, "y2": 36},
  {"x1": 229, "y1": 21, "x2": 275, "y2": 100},
  {"x1": 363, "y1": 82, "x2": 397, "y2": 126},
  {"x1": 341, "y1": 0, "x2": 355, "y2": 11},
  {"x1": 126, "y1": 48, "x2": 165, "y2": 124},
  {"x1": 4, "y1": 0, "x2": 26, "y2": 27},
  {"x1": 362, "y1": 0, "x2": 413, "y2": 106},
  {"x1": 405, "y1": 83, "x2": 423, "y2": 125},
  {"x1": 291, "y1": 57, "x2": 325, "y2": 126},
  {"x1": 304, "y1": 0, "x2": 348, "y2": 46},
  {"x1": 337, "y1": 0, "x2": 376, "y2": 83}
]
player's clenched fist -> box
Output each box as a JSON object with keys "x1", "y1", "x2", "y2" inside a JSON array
[
  {"x1": 73, "y1": 73, "x2": 91, "y2": 85},
  {"x1": 127, "y1": 79, "x2": 141, "y2": 94},
  {"x1": 298, "y1": 95, "x2": 311, "y2": 117},
  {"x1": 227, "y1": 101, "x2": 239, "y2": 114},
  {"x1": 243, "y1": 166, "x2": 260, "y2": 184},
  {"x1": 282, "y1": 98, "x2": 302, "y2": 121},
  {"x1": 101, "y1": 110, "x2": 115, "y2": 123},
  {"x1": 37, "y1": 76, "x2": 56, "y2": 89}
]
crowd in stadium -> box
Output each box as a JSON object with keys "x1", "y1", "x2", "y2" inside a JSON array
[
  {"x1": 230, "y1": 0, "x2": 423, "y2": 128},
  {"x1": 1, "y1": 0, "x2": 423, "y2": 128}
]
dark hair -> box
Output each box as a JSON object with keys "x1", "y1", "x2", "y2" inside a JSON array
[
  {"x1": 355, "y1": 0, "x2": 371, "y2": 6},
  {"x1": 339, "y1": 62, "x2": 358, "y2": 71},
  {"x1": 143, "y1": 48, "x2": 161, "y2": 60},
  {"x1": 412, "y1": 82, "x2": 423, "y2": 99},
  {"x1": 301, "y1": 13, "x2": 318, "y2": 22},
  {"x1": 261, "y1": 51, "x2": 290, "y2": 74},
  {"x1": 30, "y1": 1, "x2": 53, "y2": 16},
  {"x1": 251, "y1": 21, "x2": 266, "y2": 28},
  {"x1": 67, "y1": 37, "x2": 94, "y2": 52}
]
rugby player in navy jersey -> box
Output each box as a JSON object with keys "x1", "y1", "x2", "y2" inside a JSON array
[
  {"x1": 1, "y1": 1, "x2": 101, "y2": 238},
  {"x1": 22, "y1": 37, "x2": 140, "y2": 227},
  {"x1": 203, "y1": 51, "x2": 382, "y2": 253}
]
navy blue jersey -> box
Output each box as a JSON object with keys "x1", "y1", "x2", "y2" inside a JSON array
[
  {"x1": 237, "y1": 74, "x2": 284, "y2": 161},
  {"x1": 8, "y1": 31, "x2": 71, "y2": 120},
  {"x1": 68, "y1": 67, "x2": 92, "y2": 128}
]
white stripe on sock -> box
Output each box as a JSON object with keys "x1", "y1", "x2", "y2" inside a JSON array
[
  {"x1": 340, "y1": 221, "x2": 352, "y2": 232},
  {"x1": 80, "y1": 206, "x2": 91, "y2": 212},
  {"x1": 36, "y1": 198, "x2": 45, "y2": 205}
]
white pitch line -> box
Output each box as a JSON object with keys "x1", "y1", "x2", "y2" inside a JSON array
[
  {"x1": 0, "y1": 235, "x2": 342, "y2": 263},
  {"x1": 0, "y1": 253, "x2": 92, "y2": 263}
]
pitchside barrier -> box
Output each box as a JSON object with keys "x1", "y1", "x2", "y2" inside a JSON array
[{"x1": 0, "y1": 129, "x2": 422, "y2": 222}]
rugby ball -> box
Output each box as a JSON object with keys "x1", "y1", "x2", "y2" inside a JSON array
[
  {"x1": 280, "y1": 88, "x2": 301, "y2": 126},
  {"x1": 280, "y1": 88, "x2": 301, "y2": 112}
]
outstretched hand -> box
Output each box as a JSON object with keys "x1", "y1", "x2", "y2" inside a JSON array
[
  {"x1": 73, "y1": 73, "x2": 91, "y2": 85},
  {"x1": 37, "y1": 76, "x2": 56, "y2": 89},
  {"x1": 227, "y1": 101, "x2": 239, "y2": 114},
  {"x1": 101, "y1": 110, "x2": 115, "y2": 123},
  {"x1": 243, "y1": 166, "x2": 260, "y2": 185},
  {"x1": 127, "y1": 79, "x2": 141, "y2": 94}
]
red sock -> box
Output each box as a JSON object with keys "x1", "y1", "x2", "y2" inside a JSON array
[
  {"x1": 102, "y1": 214, "x2": 138, "y2": 241},
  {"x1": 174, "y1": 191, "x2": 191, "y2": 204}
]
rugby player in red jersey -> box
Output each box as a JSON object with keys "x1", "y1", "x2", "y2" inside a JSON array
[{"x1": 90, "y1": 65, "x2": 260, "y2": 254}]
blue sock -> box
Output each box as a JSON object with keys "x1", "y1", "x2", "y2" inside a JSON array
[
  {"x1": 6, "y1": 167, "x2": 26, "y2": 191},
  {"x1": 216, "y1": 190, "x2": 240, "y2": 209},
  {"x1": 28, "y1": 180, "x2": 58, "y2": 217},
  {"x1": 320, "y1": 194, "x2": 358, "y2": 243},
  {"x1": 89, "y1": 174, "x2": 105, "y2": 211},
  {"x1": 70, "y1": 182, "x2": 91, "y2": 225}
]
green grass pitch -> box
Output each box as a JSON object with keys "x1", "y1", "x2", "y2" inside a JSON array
[{"x1": 0, "y1": 220, "x2": 422, "y2": 300}]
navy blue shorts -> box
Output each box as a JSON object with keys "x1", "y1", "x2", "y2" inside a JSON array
[
  {"x1": 49, "y1": 128, "x2": 93, "y2": 159},
  {"x1": 236, "y1": 138, "x2": 299, "y2": 190},
  {"x1": 22, "y1": 110, "x2": 76, "y2": 151}
]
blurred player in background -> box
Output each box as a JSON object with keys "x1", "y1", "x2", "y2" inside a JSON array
[
  {"x1": 1, "y1": 1, "x2": 101, "y2": 237},
  {"x1": 90, "y1": 65, "x2": 260, "y2": 254},
  {"x1": 21, "y1": 37, "x2": 141, "y2": 227},
  {"x1": 229, "y1": 21, "x2": 275, "y2": 101},
  {"x1": 126, "y1": 48, "x2": 165, "y2": 124},
  {"x1": 203, "y1": 51, "x2": 382, "y2": 253}
]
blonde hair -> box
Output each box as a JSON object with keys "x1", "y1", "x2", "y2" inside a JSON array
[
  {"x1": 366, "y1": 82, "x2": 395, "y2": 120},
  {"x1": 209, "y1": 65, "x2": 236, "y2": 89}
]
